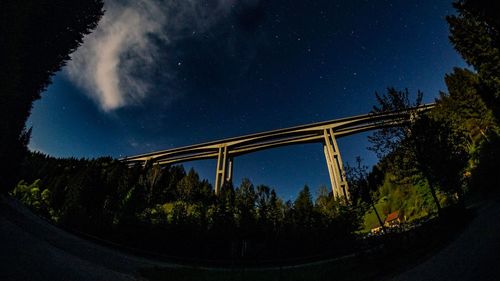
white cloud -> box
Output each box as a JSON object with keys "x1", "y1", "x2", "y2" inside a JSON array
[{"x1": 66, "y1": 0, "x2": 237, "y2": 111}]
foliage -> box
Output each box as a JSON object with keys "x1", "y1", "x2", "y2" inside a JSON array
[
  {"x1": 368, "y1": 88, "x2": 423, "y2": 159},
  {"x1": 445, "y1": 0, "x2": 500, "y2": 194},
  {"x1": 0, "y1": 0, "x2": 104, "y2": 192},
  {"x1": 360, "y1": 171, "x2": 449, "y2": 232},
  {"x1": 435, "y1": 68, "x2": 496, "y2": 144},
  {"x1": 343, "y1": 155, "x2": 445, "y2": 232},
  {"x1": 15, "y1": 151, "x2": 361, "y2": 260},
  {"x1": 366, "y1": 76, "x2": 491, "y2": 213},
  {"x1": 11, "y1": 179, "x2": 57, "y2": 221},
  {"x1": 344, "y1": 157, "x2": 372, "y2": 204},
  {"x1": 411, "y1": 115, "x2": 469, "y2": 197},
  {"x1": 470, "y1": 132, "x2": 500, "y2": 191},
  {"x1": 447, "y1": 0, "x2": 500, "y2": 119}
]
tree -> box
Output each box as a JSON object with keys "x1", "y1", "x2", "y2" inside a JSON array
[
  {"x1": 235, "y1": 178, "x2": 256, "y2": 233},
  {"x1": 344, "y1": 157, "x2": 371, "y2": 203},
  {"x1": 447, "y1": 0, "x2": 500, "y2": 119},
  {"x1": 294, "y1": 185, "x2": 314, "y2": 228},
  {"x1": 255, "y1": 184, "x2": 271, "y2": 225},
  {"x1": 471, "y1": 133, "x2": 500, "y2": 191},
  {"x1": 212, "y1": 181, "x2": 236, "y2": 237},
  {"x1": 345, "y1": 157, "x2": 385, "y2": 232},
  {"x1": 425, "y1": 67, "x2": 498, "y2": 196},
  {"x1": 162, "y1": 165, "x2": 187, "y2": 202},
  {"x1": 315, "y1": 186, "x2": 332, "y2": 213},
  {"x1": 368, "y1": 88, "x2": 456, "y2": 214},
  {"x1": 0, "y1": 0, "x2": 104, "y2": 192},
  {"x1": 368, "y1": 88, "x2": 423, "y2": 160},
  {"x1": 446, "y1": 1, "x2": 500, "y2": 196},
  {"x1": 139, "y1": 162, "x2": 163, "y2": 205},
  {"x1": 434, "y1": 68, "x2": 496, "y2": 144},
  {"x1": 267, "y1": 190, "x2": 284, "y2": 232},
  {"x1": 368, "y1": 88, "x2": 424, "y2": 181},
  {"x1": 410, "y1": 115, "x2": 469, "y2": 212},
  {"x1": 176, "y1": 168, "x2": 202, "y2": 202}
]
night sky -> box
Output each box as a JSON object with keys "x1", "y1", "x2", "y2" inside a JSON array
[{"x1": 27, "y1": 0, "x2": 466, "y2": 200}]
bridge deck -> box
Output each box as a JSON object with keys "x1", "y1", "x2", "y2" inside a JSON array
[{"x1": 122, "y1": 104, "x2": 434, "y2": 165}]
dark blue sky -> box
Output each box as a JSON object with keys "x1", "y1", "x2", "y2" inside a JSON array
[{"x1": 28, "y1": 0, "x2": 465, "y2": 200}]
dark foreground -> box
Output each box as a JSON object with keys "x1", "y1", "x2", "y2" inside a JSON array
[
  {"x1": 1, "y1": 195, "x2": 499, "y2": 281},
  {"x1": 388, "y1": 195, "x2": 500, "y2": 281}
]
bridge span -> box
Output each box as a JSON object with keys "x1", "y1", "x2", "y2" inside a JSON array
[{"x1": 122, "y1": 104, "x2": 434, "y2": 200}]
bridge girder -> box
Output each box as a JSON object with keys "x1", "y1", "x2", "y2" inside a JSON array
[{"x1": 122, "y1": 104, "x2": 434, "y2": 200}]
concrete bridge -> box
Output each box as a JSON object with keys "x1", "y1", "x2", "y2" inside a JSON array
[{"x1": 122, "y1": 104, "x2": 434, "y2": 200}]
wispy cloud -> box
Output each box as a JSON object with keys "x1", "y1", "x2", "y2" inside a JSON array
[{"x1": 66, "y1": 0, "x2": 237, "y2": 111}]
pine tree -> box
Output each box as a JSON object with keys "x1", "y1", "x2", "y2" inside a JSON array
[
  {"x1": 447, "y1": 0, "x2": 500, "y2": 119},
  {"x1": 235, "y1": 178, "x2": 256, "y2": 231},
  {"x1": 294, "y1": 185, "x2": 314, "y2": 228},
  {"x1": 0, "y1": 0, "x2": 104, "y2": 192}
]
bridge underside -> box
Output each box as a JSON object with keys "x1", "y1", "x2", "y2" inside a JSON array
[{"x1": 122, "y1": 104, "x2": 433, "y2": 200}]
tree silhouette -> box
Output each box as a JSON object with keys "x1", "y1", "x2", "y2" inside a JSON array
[
  {"x1": 0, "y1": 0, "x2": 103, "y2": 192},
  {"x1": 294, "y1": 185, "x2": 314, "y2": 228},
  {"x1": 368, "y1": 88, "x2": 423, "y2": 160},
  {"x1": 410, "y1": 115, "x2": 469, "y2": 213},
  {"x1": 447, "y1": 0, "x2": 500, "y2": 119},
  {"x1": 235, "y1": 178, "x2": 256, "y2": 234},
  {"x1": 11, "y1": 152, "x2": 366, "y2": 259},
  {"x1": 435, "y1": 68, "x2": 496, "y2": 143},
  {"x1": 345, "y1": 157, "x2": 386, "y2": 232}
]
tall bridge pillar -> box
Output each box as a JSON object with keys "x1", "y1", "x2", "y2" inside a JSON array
[
  {"x1": 214, "y1": 145, "x2": 233, "y2": 195},
  {"x1": 123, "y1": 105, "x2": 434, "y2": 198},
  {"x1": 323, "y1": 129, "x2": 350, "y2": 201}
]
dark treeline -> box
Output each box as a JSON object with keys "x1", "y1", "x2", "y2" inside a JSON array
[
  {"x1": 3, "y1": 0, "x2": 500, "y2": 264},
  {"x1": 13, "y1": 153, "x2": 360, "y2": 260},
  {"x1": 0, "y1": 0, "x2": 103, "y2": 192}
]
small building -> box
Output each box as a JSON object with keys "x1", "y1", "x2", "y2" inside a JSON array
[
  {"x1": 370, "y1": 225, "x2": 384, "y2": 235},
  {"x1": 384, "y1": 211, "x2": 402, "y2": 227}
]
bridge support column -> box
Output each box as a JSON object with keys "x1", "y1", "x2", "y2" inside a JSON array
[
  {"x1": 215, "y1": 145, "x2": 233, "y2": 195},
  {"x1": 323, "y1": 129, "x2": 350, "y2": 201},
  {"x1": 226, "y1": 157, "x2": 233, "y2": 183}
]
